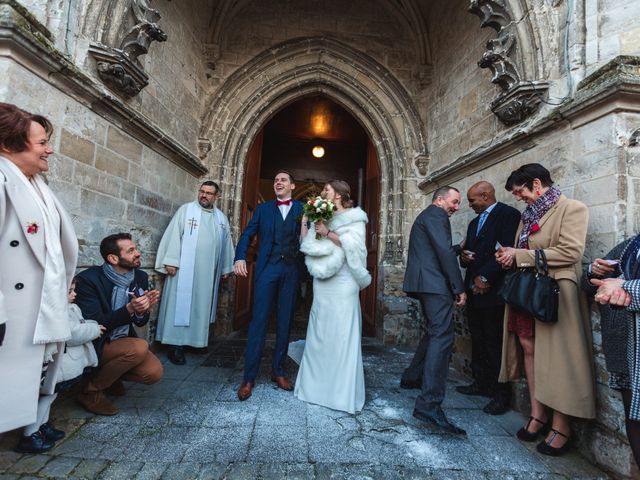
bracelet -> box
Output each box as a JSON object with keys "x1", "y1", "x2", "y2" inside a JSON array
[{"x1": 326, "y1": 230, "x2": 332, "y2": 237}]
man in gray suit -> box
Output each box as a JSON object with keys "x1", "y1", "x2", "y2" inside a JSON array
[{"x1": 401, "y1": 185, "x2": 467, "y2": 434}]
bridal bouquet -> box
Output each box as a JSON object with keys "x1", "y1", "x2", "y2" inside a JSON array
[{"x1": 303, "y1": 195, "x2": 335, "y2": 239}]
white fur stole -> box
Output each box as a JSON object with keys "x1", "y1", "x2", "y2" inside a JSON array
[{"x1": 300, "y1": 207, "x2": 372, "y2": 289}]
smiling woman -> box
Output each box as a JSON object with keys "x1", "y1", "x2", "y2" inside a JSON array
[{"x1": 0, "y1": 103, "x2": 78, "y2": 452}]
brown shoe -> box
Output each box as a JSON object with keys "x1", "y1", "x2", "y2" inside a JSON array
[
  {"x1": 105, "y1": 379, "x2": 126, "y2": 397},
  {"x1": 237, "y1": 381, "x2": 255, "y2": 401},
  {"x1": 271, "y1": 374, "x2": 293, "y2": 391},
  {"x1": 77, "y1": 390, "x2": 118, "y2": 416}
]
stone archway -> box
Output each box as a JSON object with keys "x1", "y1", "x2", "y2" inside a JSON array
[{"x1": 199, "y1": 36, "x2": 428, "y2": 266}]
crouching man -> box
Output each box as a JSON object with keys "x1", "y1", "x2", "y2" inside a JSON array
[{"x1": 75, "y1": 233, "x2": 163, "y2": 415}]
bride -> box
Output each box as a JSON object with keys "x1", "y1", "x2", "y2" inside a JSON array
[{"x1": 294, "y1": 180, "x2": 371, "y2": 414}]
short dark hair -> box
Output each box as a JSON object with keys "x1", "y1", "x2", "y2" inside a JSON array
[
  {"x1": 505, "y1": 163, "x2": 554, "y2": 191},
  {"x1": 100, "y1": 233, "x2": 132, "y2": 262},
  {"x1": 432, "y1": 185, "x2": 459, "y2": 203},
  {"x1": 200, "y1": 180, "x2": 219, "y2": 193},
  {"x1": 0, "y1": 102, "x2": 53, "y2": 153},
  {"x1": 274, "y1": 170, "x2": 294, "y2": 183}
]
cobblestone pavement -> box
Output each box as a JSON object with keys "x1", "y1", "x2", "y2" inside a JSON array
[{"x1": 0, "y1": 336, "x2": 610, "y2": 479}]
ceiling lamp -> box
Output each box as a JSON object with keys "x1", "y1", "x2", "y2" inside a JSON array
[{"x1": 312, "y1": 145, "x2": 325, "y2": 158}]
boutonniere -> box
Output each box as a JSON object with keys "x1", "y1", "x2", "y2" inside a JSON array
[
  {"x1": 26, "y1": 221, "x2": 39, "y2": 235},
  {"x1": 529, "y1": 223, "x2": 540, "y2": 235}
]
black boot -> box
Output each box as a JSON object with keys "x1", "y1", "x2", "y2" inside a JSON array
[
  {"x1": 39, "y1": 422, "x2": 65, "y2": 441},
  {"x1": 15, "y1": 431, "x2": 54, "y2": 454},
  {"x1": 168, "y1": 345, "x2": 186, "y2": 365}
]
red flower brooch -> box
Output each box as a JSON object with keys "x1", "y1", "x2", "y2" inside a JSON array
[
  {"x1": 529, "y1": 223, "x2": 541, "y2": 235},
  {"x1": 26, "y1": 222, "x2": 39, "y2": 235}
]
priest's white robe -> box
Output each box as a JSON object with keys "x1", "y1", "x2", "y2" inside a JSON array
[{"x1": 155, "y1": 203, "x2": 234, "y2": 347}]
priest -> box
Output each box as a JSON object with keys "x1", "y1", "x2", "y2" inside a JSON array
[{"x1": 155, "y1": 181, "x2": 234, "y2": 364}]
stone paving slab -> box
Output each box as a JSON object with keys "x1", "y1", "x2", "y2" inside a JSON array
[{"x1": 0, "y1": 336, "x2": 612, "y2": 479}]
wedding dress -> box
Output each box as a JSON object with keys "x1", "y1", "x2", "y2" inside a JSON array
[{"x1": 294, "y1": 207, "x2": 370, "y2": 414}]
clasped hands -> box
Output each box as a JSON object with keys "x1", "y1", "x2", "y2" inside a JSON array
[
  {"x1": 126, "y1": 289, "x2": 160, "y2": 316},
  {"x1": 495, "y1": 246, "x2": 516, "y2": 269},
  {"x1": 589, "y1": 258, "x2": 630, "y2": 307}
]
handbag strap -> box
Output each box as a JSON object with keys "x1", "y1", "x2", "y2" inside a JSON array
[{"x1": 535, "y1": 249, "x2": 549, "y2": 275}]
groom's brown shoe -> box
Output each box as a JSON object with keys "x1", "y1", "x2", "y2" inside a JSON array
[
  {"x1": 238, "y1": 381, "x2": 254, "y2": 401},
  {"x1": 271, "y1": 374, "x2": 293, "y2": 391}
]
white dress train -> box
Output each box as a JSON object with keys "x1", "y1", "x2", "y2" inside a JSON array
[{"x1": 294, "y1": 263, "x2": 365, "y2": 414}]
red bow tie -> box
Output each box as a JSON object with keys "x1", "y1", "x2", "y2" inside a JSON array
[{"x1": 277, "y1": 199, "x2": 292, "y2": 206}]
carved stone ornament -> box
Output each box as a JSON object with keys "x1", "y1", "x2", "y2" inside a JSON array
[
  {"x1": 197, "y1": 138, "x2": 213, "y2": 160},
  {"x1": 414, "y1": 154, "x2": 430, "y2": 176},
  {"x1": 468, "y1": 0, "x2": 549, "y2": 125},
  {"x1": 490, "y1": 81, "x2": 549, "y2": 126},
  {"x1": 89, "y1": 0, "x2": 167, "y2": 97}
]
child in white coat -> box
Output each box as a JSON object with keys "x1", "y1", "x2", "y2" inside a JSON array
[{"x1": 15, "y1": 279, "x2": 105, "y2": 453}]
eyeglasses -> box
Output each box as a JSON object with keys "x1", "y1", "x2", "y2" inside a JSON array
[{"x1": 510, "y1": 185, "x2": 528, "y2": 196}]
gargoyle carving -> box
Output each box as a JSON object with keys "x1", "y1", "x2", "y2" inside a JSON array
[
  {"x1": 89, "y1": 0, "x2": 167, "y2": 97},
  {"x1": 468, "y1": 0, "x2": 549, "y2": 125}
]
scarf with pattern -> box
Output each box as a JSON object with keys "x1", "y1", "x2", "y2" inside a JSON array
[{"x1": 517, "y1": 185, "x2": 562, "y2": 249}]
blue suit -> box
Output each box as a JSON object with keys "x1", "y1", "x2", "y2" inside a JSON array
[{"x1": 234, "y1": 200, "x2": 303, "y2": 381}]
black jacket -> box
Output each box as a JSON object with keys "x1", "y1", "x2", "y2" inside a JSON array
[
  {"x1": 462, "y1": 202, "x2": 521, "y2": 308},
  {"x1": 74, "y1": 266, "x2": 149, "y2": 360}
]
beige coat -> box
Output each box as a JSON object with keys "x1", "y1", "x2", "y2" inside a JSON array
[
  {"x1": 498, "y1": 195, "x2": 596, "y2": 419},
  {"x1": 0, "y1": 159, "x2": 78, "y2": 433}
]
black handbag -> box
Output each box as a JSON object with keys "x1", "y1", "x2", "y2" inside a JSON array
[{"x1": 498, "y1": 249, "x2": 560, "y2": 323}]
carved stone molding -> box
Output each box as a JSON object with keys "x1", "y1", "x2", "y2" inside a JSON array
[
  {"x1": 630, "y1": 129, "x2": 640, "y2": 148},
  {"x1": 89, "y1": 0, "x2": 167, "y2": 98},
  {"x1": 468, "y1": 0, "x2": 549, "y2": 125},
  {"x1": 89, "y1": 43, "x2": 148, "y2": 97},
  {"x1": 490, "y1": 81, "x2": 549, "y2": 126}
]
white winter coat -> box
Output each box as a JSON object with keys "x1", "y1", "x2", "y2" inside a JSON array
[
  {"x1": 0, "y1": 158, "x2": 78, "y2": 433},
  {"x1": 58, "y1": 304, "x2": 100, "y2": 383},
  {"x1": 300, "y1": 206, "x2": 371, "y2": 289}
]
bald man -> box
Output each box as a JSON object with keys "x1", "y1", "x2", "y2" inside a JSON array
[{"x1": 458, "y1": 181, "x2": 521, "y2": 415}]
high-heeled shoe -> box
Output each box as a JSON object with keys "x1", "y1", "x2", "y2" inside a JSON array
[
  {"x1": 536, "y1": 429, "x2": 571, "y2": 456},
  {"x1": 516, "y1": 415, "x2": 549, "y2": 442}
]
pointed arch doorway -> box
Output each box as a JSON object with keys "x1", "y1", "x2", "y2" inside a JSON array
[{"x1": 233, "y1": 95, "x2": 379, "y2": 337}]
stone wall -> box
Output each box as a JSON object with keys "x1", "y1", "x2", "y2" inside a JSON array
[
  {"x1": 584, "y1": 0, "x2": 640, "y2": 75},
  {"x1": 0, "y1": 59, "x2": 199, "y2": 270},
  {"x1": 424, "y1": 0, "x2": 500, "y2": 172},
  {"x1": 34, "y1": 0, "x2": 213, "y2": 151},
  {"x1": 210, "y1": 0, "x2": 421, "y2": 98}
]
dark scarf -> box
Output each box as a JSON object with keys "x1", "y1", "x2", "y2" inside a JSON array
[
  {"x1": 102, "y1": 263, "x2": 135, "y2": 340},
  {"x1": 517, "y1": 185, "x2": 562, "y2": 249}
]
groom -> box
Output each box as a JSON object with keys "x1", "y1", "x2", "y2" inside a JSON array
[{"x1": 234, "y1": 171, "x2": 304, "y2": 401}]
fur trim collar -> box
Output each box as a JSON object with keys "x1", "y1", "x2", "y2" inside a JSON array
[{"x1": 300, "y1": 207, "x2": 371, "y2": 289}]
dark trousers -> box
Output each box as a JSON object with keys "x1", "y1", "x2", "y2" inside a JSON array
[
  {"x1": 467, "y1": 302, "x2": 510, "y2": 402},
  {"x1": 243, "y1": 260, "x2": 300, "y2": 381},
  {"x1": 403, "y1": 293, "x2": 455, "y2": 412}
]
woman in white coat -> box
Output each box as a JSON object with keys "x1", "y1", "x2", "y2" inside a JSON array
[
  {"x1": 0, "y1": 103, "x2": 78, "y2": 452},
  {"x1": 294, "y1": 180, "x2": 371, "y2": 414}
]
